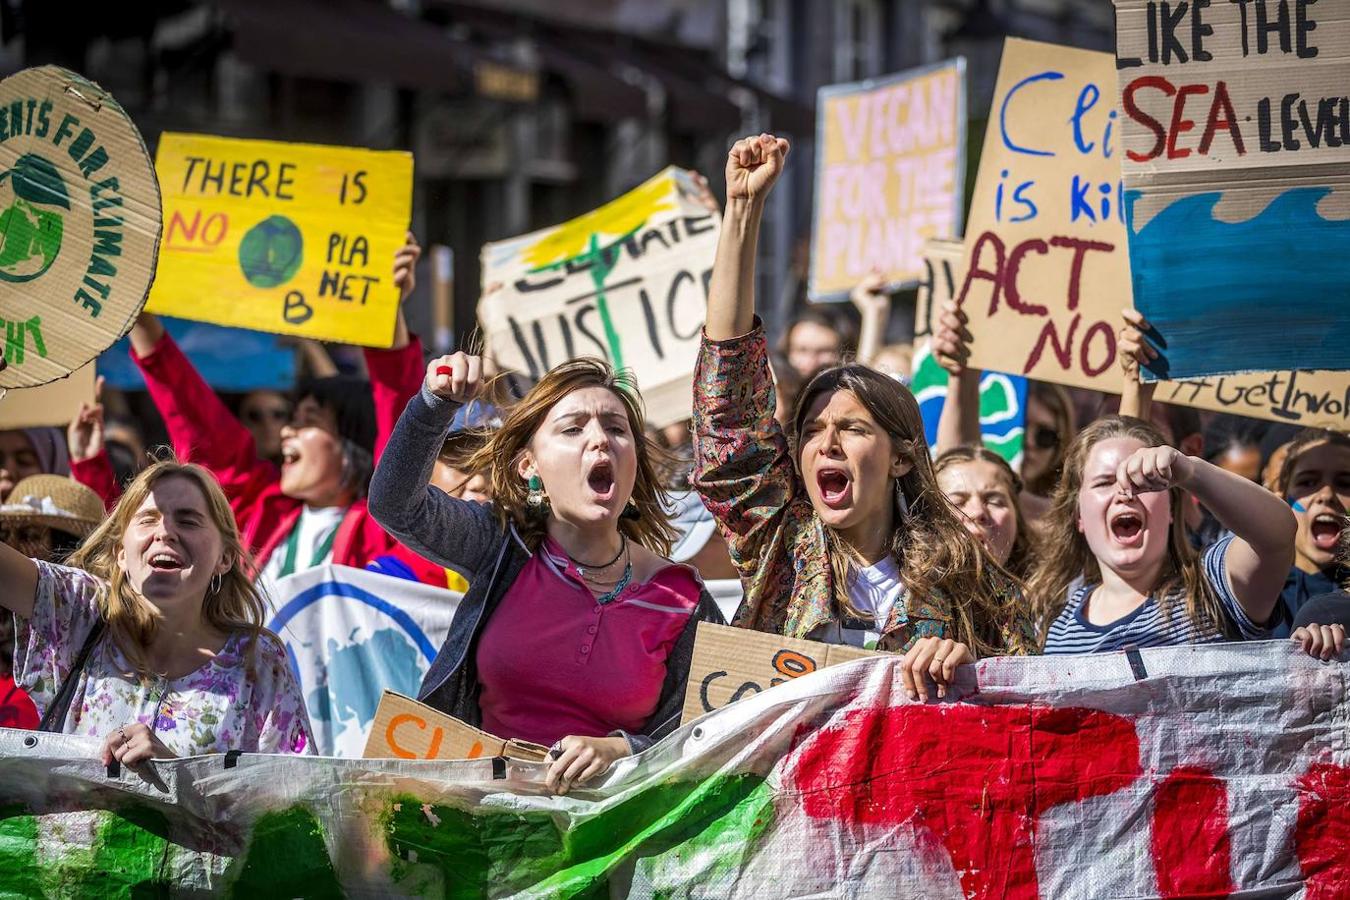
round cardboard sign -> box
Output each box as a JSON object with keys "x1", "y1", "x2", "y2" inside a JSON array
[{"x1": 0, "y1": 66, "x2": 161, "y2": 388}]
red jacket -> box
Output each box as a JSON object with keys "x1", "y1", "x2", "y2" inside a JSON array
[{"x1": 72, "y1": 332, "x2": 448, "y2": 586}]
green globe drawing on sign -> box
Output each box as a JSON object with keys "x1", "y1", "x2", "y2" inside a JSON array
[
  {"x1": 0, "y1": 154, "x2": 69, "y2": 283},
  {"x1": 239, "y1": 214, "x2": 303, "y2": 288}
]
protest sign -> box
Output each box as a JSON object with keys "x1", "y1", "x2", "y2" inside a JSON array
[
  {"x1": 681, "y1": 622, "x2": 880, "y2": 724},
  {"x1": 0, "y1": 363, "x2": 93, "y2": 428},
  {"x1": 265, "y1": 564, "x2": 458, "y2": 758},
  {"x1": 911, "y1": 238, "x2": 1027, "y2": 465},
  {"x1": 3, "y1": 642, "x2": 1346, "y2": 897},
  {"x1": 0, "y1": 66, "x2": 160, "y2": 389},
  {"x1": 146, "y1": 134, "x2": 413, "y2": 348},
  {"x1": 809, "y1": 59, "x2": 966, "y2": 299},
  {"x1": 958, "y1": 39, "x2": 1129, "y2": 394},
  {"x1": 364, "y1": 691, "x2": 548, "y2": 762},
  {"x1": 1113, "y1": 0, "x2": 1350, "y2": 381},
  {"x1": 478, "y1": 167, "x2": 719, "y2": 428},
  {"x1": 955, "y1": 39, "x2": 1350, "y2": 430},
  {"x1": 98, "y1": 316, "x2": 296, "y2": 392}
]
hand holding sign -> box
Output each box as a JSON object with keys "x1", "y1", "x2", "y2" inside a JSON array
[
  {"x1": 425, "y1": 353, "x2": 483, "y2": 404},
  {"x1": 393, "y1": 231, "x2": 420, "y2": 304},
  {"x1": 726, "y1": 134, "x2": 790, "y2": 203}
]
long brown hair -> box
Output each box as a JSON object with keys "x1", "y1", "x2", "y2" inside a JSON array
[
  {"x1": 1024, "y1": 415, "x2": 1228, "y2": 641},
  {"x1": 790, "y1": 365, "x2": 1027, "y2": 657},
  {"x1": 466, "y1": 358, "x2": 677, "y2": 555},
  {"x1": 934, "y1": 445, "x2": 1037, "y2": 579},
  {"x1": 66, "y1": 459, "x2": 267, "y2": 680}
]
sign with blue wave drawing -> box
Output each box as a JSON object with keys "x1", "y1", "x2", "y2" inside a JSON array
[
  {"x1": 265, "y1": 564, "x2": 459, "y2": 757},
  {"x1": 1113, "y1": 0, "x2": 1350, "y2": 381}
]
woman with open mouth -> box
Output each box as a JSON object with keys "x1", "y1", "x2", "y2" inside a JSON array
[
  {"x1": 0, "y1": 459, "x2": 311, "y2": 771},
  {"x1": 370, "y1": 356, "x2": 725, "y2": 795},
  {"x1": 1268, "y1": 429, "x2": 1350, "y2": 644},
  {"x1": 1029, "y1": 416, "x2": 1297, "y2": 654},
  {"x1": 692, "y1": 133, "x2": 1037, "y2": 704}
]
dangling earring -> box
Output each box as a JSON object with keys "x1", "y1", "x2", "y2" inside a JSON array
[
  {"x1": 526, "y1": 474, "x2": 549, "y2": 511},
  {"x1": 209, "y1": 572, "x2": 223, "y2": 596},
  {"x1": 894, "y1": 478, "x2": 910, "y2": 520},
  {"x1": 621, "y1": 500, "x2": 641, "y2": 521}
]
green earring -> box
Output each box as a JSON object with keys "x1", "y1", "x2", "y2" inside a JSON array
[{"x1": 526, "y1": 474, "x2": 547, "y2": 508}]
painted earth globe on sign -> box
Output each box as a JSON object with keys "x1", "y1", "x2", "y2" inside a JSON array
[
  {"x1": 238, "y1": 214, "x2": 303, "y2": 288},
  {"x1": 0, "y1": 154, "x2": 69, "y2": 283}
]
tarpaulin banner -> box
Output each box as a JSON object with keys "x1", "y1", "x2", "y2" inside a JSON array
[
  {"x1": 264, "y1": 564, "x2": 459, "y2": 758},
  {"x1": 478, "y1": 167, "x2": 719, "y2": 429},
  {"x1": 1, "y1": 642, "x2": 1346, "y2": 897}
]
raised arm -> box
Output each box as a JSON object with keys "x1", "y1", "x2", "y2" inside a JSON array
[
  {"x1": 1117, "y1": 308, "x2": 1157, "y2": 421},
  {"x1": 1116, "y1": 448, "x2": 1296, "y2": 624},
  {"x1": 365, "y1": 232, "x2": 426, "y2": 461},
  {"x1": 367, "y1": 352, "x2": 503, "y2": 577},
  {"x1": 931, "y1": 300, "x2": 982, "y2": 453},
  {"x1": 128, "y1": 312, "x2": 276, "y2": 503},
  {"x1": 704, "y1": 134, "x2": 788, "y2": 341},
  {"x1": 850, "y1": 273, "x2": 890, "y2": 365}
]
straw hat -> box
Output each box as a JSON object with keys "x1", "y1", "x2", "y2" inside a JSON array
[{"x1": 0, "y1": 475, "x2": 104, "y2": 539}]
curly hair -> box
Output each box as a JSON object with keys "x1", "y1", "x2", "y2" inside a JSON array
[
  {"x1": 465, "y1": 358, "x2": 677, "y2": 556},
  {"x1": 934, "y1": 445, "x2": 1037, "y2": 580},
  {"x1": 790, "y1": 364, "x2": 1029, "y2": 657},
  {"x1": 1024, "y1": 416, "x2": 1229, "y2": 644},
  {"x1": 66, "y1": 458, "x2": 268, "y2": 681}
]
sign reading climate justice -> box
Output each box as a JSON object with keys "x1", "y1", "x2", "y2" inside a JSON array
[
  {"x1": 479, "y1": 167, "x2": 719, "y2": 428},
  {"x1": 809, "y1": 59, "x2": 965, "y2": 299},
  {"x1": 0, "y1": 66, "x2": 160, "y2": 389},
  {"x1": 146, "y1": 134, "x2": 412, "y2": 348}
]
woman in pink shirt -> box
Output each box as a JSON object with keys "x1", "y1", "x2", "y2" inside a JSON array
[{"x1": 370, "y1": 354, "x2": 724, "y2": 795}]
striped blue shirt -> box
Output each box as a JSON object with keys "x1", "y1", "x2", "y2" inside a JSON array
[{"x1": 1044, "y1": 535, "x2": 1271, "y2": 655}]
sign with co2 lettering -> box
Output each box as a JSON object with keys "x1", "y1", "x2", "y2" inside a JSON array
[{"x1": 146, "y1": 134, "x2": 412, "y2": 347}]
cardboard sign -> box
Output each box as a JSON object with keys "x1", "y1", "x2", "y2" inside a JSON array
[
  {"x1": 0, "y1": 362, "x2": 94, "y2": 428},
  {"x1": 1113, "y1": 0, "x2": 1350, "y2": 381},
  {"x1": 363, "y1": 690, "x2": 548, "y2": 762},
  {"x1": 956, "y1": 39, "x2": 1349, "y2": 430},
  {"x1": 681, "y1": 622, "x2": 881, "y2": 725},
  {"x1": 478, "y1": 167, "x2": 719, "y2": 429},
  {"x1": 809, "y1": 59, "x2": 967, "y2": 299},
  {"x1": 958, "y1": 39, "x2": 1129, "y2": 394},
  {"x1": 0, "y1": 66, "x2": 161, "y2": 389},
  {"x1": 911, "y1": 238, "x2": 1027, "y2": 466},
  {"x1": 146, "y1": 134, "x2": 413, "y2": 348}
]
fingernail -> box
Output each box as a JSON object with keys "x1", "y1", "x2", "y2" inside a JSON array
[{"x1": 905, "y1": 690, "x2": 917, "y2": 701}]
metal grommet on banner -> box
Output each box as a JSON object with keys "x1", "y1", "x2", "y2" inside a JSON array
[
  {"x1": 106, "y1": 761, "x2": 121, "y2": 779},
  {"x1": 223, "y1": 750, "x2": 243, "y2": 770},
  {"x1": 691, "y1": 727, "x2": 704, "y2": 741},
  {"x1": 1125, "y1": 647, "x2": 1148, "y2": 681},
  {"x1": 491, "y1": 757, "x2": 507, "y2": 780},
  {"x1": 22, "y1": 735, "x2": 37, "y2": 749}
]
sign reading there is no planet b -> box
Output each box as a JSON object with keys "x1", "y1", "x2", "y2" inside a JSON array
[
  {"x1": 147, "y1": 134, "x2": 413, "y2": 348},
  {"x1": 0, "y1": 66, "x2": 161, "y2": 389}
]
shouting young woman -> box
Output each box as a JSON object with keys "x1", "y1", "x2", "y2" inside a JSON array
[{"x1": 370, "y1": 355, "x2": 724, "y2": 794}]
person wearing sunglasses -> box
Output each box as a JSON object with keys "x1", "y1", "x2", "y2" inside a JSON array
[{"x1": 930, "y1": 301, "x2": 1075, "y2": 523}]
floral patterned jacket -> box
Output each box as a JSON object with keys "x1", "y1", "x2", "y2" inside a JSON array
[{"x1": 691, "y1": 324, "x2": 1034, "y2": 655}]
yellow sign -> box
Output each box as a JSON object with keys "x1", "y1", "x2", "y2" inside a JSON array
[{"x1": 146, "y1": 134, "x2": 413, "y2": 347}]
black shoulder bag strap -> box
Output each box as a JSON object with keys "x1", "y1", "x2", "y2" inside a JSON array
[{"x1": 38, "y1": 620, "x2": 106, "y2": 733}]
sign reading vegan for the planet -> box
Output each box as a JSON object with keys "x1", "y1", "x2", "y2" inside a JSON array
[
  {"x1": 1113, "y1": 0, "x2": 1350, "y2": 381},
  {"x1": 146, "y1": 134, "x2": 412, "y2": 347},
  {"x1": 0, "y1": 66, "x2": 161, "y2": 389},
  {"x1": 809, "y1": 59, "x2": 966, "y2": 300}
]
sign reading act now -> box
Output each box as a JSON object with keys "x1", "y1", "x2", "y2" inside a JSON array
[{"x1": 147, "y1": 134, "x2": 412, "y2": 348}]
